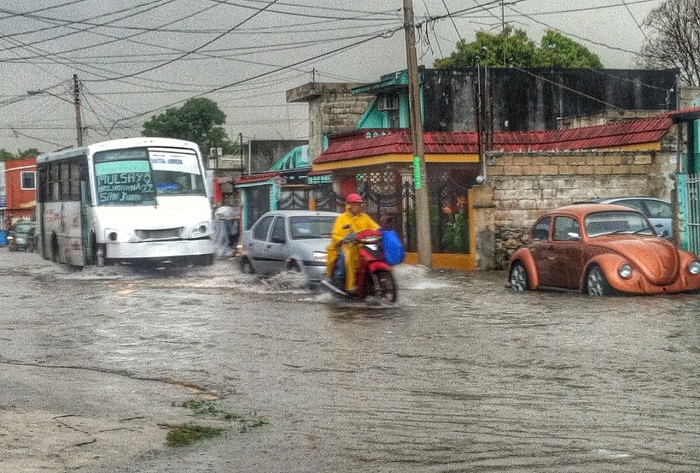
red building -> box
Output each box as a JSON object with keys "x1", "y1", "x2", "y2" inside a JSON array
[{"x1": 3, "y1": 157, "x2": 37, "y2": 226}]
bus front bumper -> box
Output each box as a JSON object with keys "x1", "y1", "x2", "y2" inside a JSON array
[{"x1": 106, "y1": 238, "x2": 214, "y2": 259}]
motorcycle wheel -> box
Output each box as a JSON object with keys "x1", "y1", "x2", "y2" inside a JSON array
[{"x1": 369, "y1": 270, "x2": 397, "y2": 303}]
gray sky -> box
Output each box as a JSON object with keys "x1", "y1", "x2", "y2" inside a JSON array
[{"x1": 0, "y1": 0, "x2": 664, "y2": 154}]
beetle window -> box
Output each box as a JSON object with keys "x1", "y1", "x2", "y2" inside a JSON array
[
  {"x1": 553, "y1": 217, "x2": 580, "y2": 241},
  {"x1": 532, "y1": 217, "x2": 551, "y2": 241},
  {"x1": 585, "y1": 211, "x2": 654, "y2": 237}
]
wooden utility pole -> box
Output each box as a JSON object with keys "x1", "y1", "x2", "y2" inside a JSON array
[
  {"x1": 73, "y1": 74, "x2": 83, "y2": 147},
  {"x1": 403, "y1": 0, "x2": 432, "y2": 267}
]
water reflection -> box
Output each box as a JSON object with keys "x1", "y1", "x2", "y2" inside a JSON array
[{"x1": 4, "y1": 250, "x2": 700, "y2": 472}]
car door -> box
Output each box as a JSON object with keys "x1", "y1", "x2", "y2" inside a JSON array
[
  {"x1": 265, "y1": 216, "x2": 289, "y2": 275},
  {"x1": 529, "y1": 216, "x2": 555, "y2": 285},
  {"x1": 247, "y1": 215, "x2": 274, "y2": 274},
  {"x1": 547, "y1": 216, "x2": 584, "y2": 289}
]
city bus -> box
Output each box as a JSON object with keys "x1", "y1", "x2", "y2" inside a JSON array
[{"x1": 36, "y1": 137, "x2": 214, "y2": 267}]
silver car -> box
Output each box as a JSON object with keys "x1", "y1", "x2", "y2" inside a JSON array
[
  {"x1": 239, "y1": 210, "x2": 340, "y2": 282},
  {"x1": 589, "y1": 197, "x2": 673, "y2": 238}
]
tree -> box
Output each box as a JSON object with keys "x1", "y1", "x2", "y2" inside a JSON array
[
  {"x1": 434, "y1": 27, "x2": 602, "y2": 69},
  {"x1": 640, "y1": 0, "x2": 700, "y2": 86},
  {"x1": 0, "y1": 148, "x2": 42, "y2": 161},
  {"x1": 142, "y1": 98, "x2": 237, "y2": 155},
  {"x1": 0, "y1": 149, "x2": 13, "y2": 161},
  {"x1": 537, "y1": 31, "x2": 603, "y2": 68},
  {"x1": 18, "y1": 148, "x2": 41, "y2": 158}
]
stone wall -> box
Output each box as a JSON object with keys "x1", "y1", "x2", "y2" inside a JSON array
[
  {"x1": 286, "y1": 82, "x2": 374, "y2": 159},
  {"x1": 472, "y1": 148, "x2": 677, "y2": 270}
]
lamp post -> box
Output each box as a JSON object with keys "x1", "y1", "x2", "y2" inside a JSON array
[{"x1": 27, "y1": 74, "x2": 83, "y2": 147}]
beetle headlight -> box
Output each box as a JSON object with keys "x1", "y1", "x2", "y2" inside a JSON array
[
  {"x1": 312, "y1": 251, "x2": 327, "y2": 263},
  {"x1": 618, "y1": 264, "x2": 633, "y2": 279},
  {"x1": 689, "y1": 260, "x2": 700, "y2": 275}
]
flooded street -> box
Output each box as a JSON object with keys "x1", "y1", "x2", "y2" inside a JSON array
[{"x1": 1, "y1": 250, "x2": 699, "y2": 472}]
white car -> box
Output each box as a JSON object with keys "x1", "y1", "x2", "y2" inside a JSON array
[
  {"x1": 238, "y1": 210, "x2": 340, "y2": 282},
  {"x1": 588, "y1": 197, "x2": 672, "y2": 238}
]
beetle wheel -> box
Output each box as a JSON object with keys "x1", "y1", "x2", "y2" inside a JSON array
[
  {"x1": 509, "y1": 261, "x2": 530, "y2": 291},
  {"x1": 586, "y1": 265, "x2": 612, "y2": 296}
]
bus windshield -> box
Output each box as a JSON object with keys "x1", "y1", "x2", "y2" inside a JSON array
[{"x1": 94, "y1": 147, "x2": 205, "y2": 206}]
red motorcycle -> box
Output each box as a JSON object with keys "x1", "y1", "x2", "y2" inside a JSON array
[{"x1": 322, "y1": 229, "x2": 398, "y2": 303}]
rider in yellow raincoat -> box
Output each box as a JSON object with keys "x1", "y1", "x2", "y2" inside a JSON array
[{"x1": 326, "y1": 193, "x2": 380, "y2": 293}]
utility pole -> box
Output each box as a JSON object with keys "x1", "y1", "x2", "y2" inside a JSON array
[
  {"x1": 403, "y1": 0, "x2": 432, "y2": 267},
  {"x1": 73, "y1": 74, "x2": 83, "y2": 147}
]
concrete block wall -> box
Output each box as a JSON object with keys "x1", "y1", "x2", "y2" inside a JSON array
[
  {"x1": 306, "y1": 87, "x2": 374, "y2": 159},
  {"x1": 472, "y1": 149, "x2": 676, "y2": 270}
]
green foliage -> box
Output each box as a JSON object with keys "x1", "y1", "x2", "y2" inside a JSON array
[
  {"x1": 142, "y1": 98, "x2": 236, "y2": 155},
  {"x1": 434, "y1": 27, "x2": 602, "y2": 69},
  {"x1": 0, "y1": 149, "x2": 13, "y2": 161},
  {"x1": 18, "y1": 148, "x2": 41, "y2": 158},
  {"x1": 182, "y1": 399, "x2": 269, "y2": 432},
  {"x1": 0, "y1": 148, "x2": 43, "y2": 161},
  {"x1": 537, "y1": 31, "x2": 603, "y2": 68},
  {"x1": 166, "y1": 424, "x2": 223, "y2": 447}
]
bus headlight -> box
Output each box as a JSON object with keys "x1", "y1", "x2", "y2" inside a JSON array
[
  {"x1": 312, "y1": 251, "x2": 327, "y2": 263},
  {"x1": 189, "y1": 222, "x2": 209, "y2": 238},
  {"x1": 689, "y1": 260, "x2": 700, "y2": 275},
  {"x1": 104, "y1": 229, "x2": 136, "y2": 243}
]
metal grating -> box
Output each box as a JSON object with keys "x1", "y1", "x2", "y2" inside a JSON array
[{"x1": 135, "y1": 228, "x2": 182, "y2": 240}]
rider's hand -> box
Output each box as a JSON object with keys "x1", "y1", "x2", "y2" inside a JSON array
[{"x1": 343, "y1": 231, "x2": 356, "y2": 244}]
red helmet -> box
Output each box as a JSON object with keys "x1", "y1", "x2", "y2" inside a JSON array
[{"x1": 346, "y1": 193, "x2": 363, "y2": 204}]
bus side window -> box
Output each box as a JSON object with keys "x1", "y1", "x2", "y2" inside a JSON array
[
  {"x1": 70, "y1": 162, "x2": 81, "y2": 200},
  {"x1": 50, "y1": 164, "x2": 60, "y2": 202}
]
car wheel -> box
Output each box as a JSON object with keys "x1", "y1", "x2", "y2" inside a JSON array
[
  {"x1": 509, "y1": 262, "x2": 530, "y2": 291},
  {"x1": 586, "y1": 265, "x2": 612, "y2": 296},
  {"x1": 286, "y1": 260, "x2": 302, "y2": 272},
  {"x1": 240, "y1": 256, "x2": 255, "y2": 274}
]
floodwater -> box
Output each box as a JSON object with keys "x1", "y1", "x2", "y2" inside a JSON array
[{"x1": 1, "y1": 250, "x2": 699, "y2": 472}]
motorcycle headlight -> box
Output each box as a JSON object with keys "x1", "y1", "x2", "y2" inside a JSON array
[
  {"x1": 618, "y1": 264, "x2": 633, "y2": 279},
  {"x1": 689, "y1": 260, "x2": 700, "y2": 275},
  {"x1": 312, "y1": 251, "x2": 327, "y2": 263}
]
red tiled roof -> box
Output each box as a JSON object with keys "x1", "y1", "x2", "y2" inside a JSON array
[
  {"x1": 313, "y1": 116, "x2": 674, "y2": 165},
  {"x1": 234, "y1": 171, "x2": 282, "y2": 185}
]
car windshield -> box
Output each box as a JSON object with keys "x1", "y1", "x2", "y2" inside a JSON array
[
  {"x1": 289, "y1": 216, "x2": 335, "y2": 239},
  {"x1": 585, "y1": 211, "x2": 655, "y2": 237},
  {"x1": 12, "y1": 223, "x2": 34, "y2": 233}
]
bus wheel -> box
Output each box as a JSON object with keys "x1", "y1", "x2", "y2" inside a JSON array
[
  {"x1": 94, "y1": 245, "x2": 106, "y2": 267},
  {"x1": 51, "y1": 235, "x2": 59, "y2": 263}
]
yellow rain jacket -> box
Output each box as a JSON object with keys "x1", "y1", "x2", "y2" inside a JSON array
[{"x1": 326, "y1": 209, "x2": 380, "y2": 291}]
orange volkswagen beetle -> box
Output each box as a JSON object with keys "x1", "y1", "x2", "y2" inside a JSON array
[{"x1": 508, "y1": 204, "x2": 700, "y2": 296}]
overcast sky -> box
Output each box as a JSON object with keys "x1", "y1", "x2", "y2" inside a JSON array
[{"x1": 0, "y1": 0, "x2": 664, "y2": 154}]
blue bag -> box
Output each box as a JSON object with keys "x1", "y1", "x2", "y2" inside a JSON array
[{"x1": 381, "y1": 229, "x2": 405, "y2": 265}]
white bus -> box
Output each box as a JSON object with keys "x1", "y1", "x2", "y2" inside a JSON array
[{"x1": 36, "y1": 137, "x2": 214, "y2": 267}]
